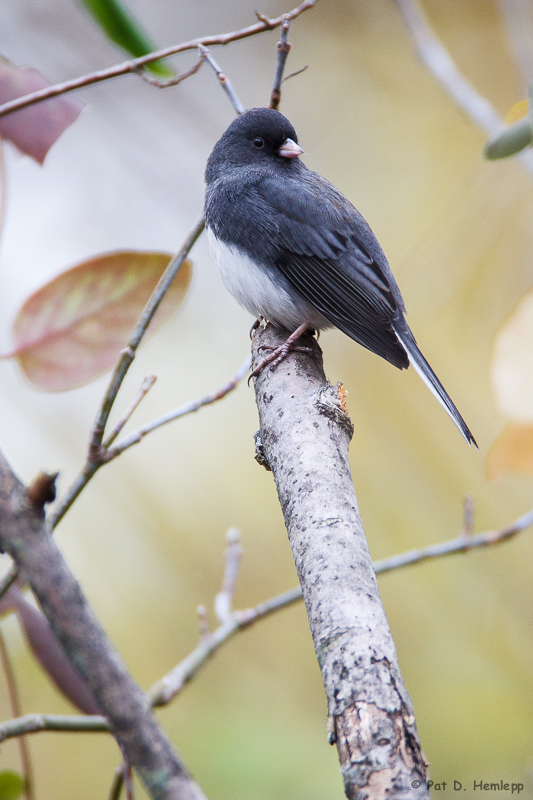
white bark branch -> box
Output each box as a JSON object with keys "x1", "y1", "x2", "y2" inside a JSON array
[{"x1": 251, "y1": 324, "x2": 429, "y2": 800}]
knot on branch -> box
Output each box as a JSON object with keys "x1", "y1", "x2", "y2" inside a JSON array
[
  {"x1": 253, "y1": 431, "x2": 272, "y2": 471},
  {"x1": 335, "y1": 702, "x2": 428, "y2": 797},
  {"x1": 27, "y1": 471, "x2": 59, "y2": 514},
  {"x1": 314, "y1": 383, "x2": 354, "y2": 440}
]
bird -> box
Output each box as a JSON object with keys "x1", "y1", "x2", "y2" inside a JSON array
[{"x1": 204, "y1": 107, "x2": 476, "y2": 446}]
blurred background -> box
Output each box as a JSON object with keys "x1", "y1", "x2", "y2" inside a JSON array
[{"x1": 0, "y1": 0, "x2": 533, "y2": 797}]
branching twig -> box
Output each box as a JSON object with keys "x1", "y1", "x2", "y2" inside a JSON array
[
  {"x1": 103, "y1": 355, "x2": 251, "y2": 463},
  {"x1": 103, "y1": 376, "x2": 157, "y2": 449},
  {"x1": 0, "y1": 503, "x2": 532, "y2": 742},
  {"x1": 0, "y1": 450, "x2": 207, "y2": 800},
  {"x1": 372, "y1": 506, "x2": 533, "y2": 574},
  {"x1": 0, "y1": 713, "x2": 109, "y2": 741},
  {"x1": 134, "y1": 58, "x2": 203, "y2": 88},
  {"x1": 148, "y1": 585, "x2": 302, "y2": 707},
  {"x1": 0, "y1": 1, "x2": 316, "y2": 119},
  {"x1": 197, "y1": 46, "x2": 244, "y2": 115},
  {"x1": 0, "y1": 627, "x2": 34, "y2": 800},
  {"x1": 282, "y1": 65, "x2": 308, "y2": 84},
  {"x1": 88, "y1": 219, "x2": 205, "y2": 456},
  {"x1": 47, "y1": 217, "x2": 205, "y2": 532},
  {"x1": 269, "y1": 16, "x2": 292, "y2": 109},
  {"x1": 0, "y1": 352, "x2": 250, "y2": 603},
  {"x1": 392, "y1": 0, "x2": 533, "y2": 174}
]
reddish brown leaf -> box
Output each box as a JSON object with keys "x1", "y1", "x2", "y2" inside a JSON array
[
  {"x1": 486, "y1": 423, "x2": 533, "y2": 480},
  {"x1": 0, "y1": 57, "x2": 83, "y2": 163},
  {"x1": 5, "y1": 250, "x2": 192, "y2": 392},
  {"x1": 0, "y1": 586, "x2": 100, "y2": 714}
]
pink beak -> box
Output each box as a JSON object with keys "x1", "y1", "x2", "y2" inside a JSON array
[{"x1": 278, "y1": 138, "x2": 304, "y2": 159}]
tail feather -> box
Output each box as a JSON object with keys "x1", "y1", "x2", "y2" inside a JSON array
[{"x1": 393, "y1": 323, "x2": 477, "y2": 448}]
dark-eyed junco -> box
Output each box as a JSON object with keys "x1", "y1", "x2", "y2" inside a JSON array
[{"x1": 205, "y1": 107, "x2": 476, "y2": 446}]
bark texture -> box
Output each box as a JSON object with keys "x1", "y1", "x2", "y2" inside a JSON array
[
  {"x1": 252, "y1": 323, "x2": 430, "y2": 800},
  {"x1": 0, "y1": 450, "x2": 206, "y2": 800}
]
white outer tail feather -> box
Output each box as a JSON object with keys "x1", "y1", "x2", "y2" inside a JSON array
[{"x1": 393, "y1": 327, "x2": 476, "y2": 447}]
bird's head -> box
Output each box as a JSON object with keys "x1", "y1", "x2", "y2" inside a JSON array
[{"x1": 205, "y1": 107, "x2": 304, "y2": 183}]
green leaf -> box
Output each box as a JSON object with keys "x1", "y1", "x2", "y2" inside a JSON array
[
  {"x1": 483, "y1": 117, "x2": 532, "y2": 160},
  {"x1": 0, "y1": 771, "x2": 24, "y2": 800},
  {"x1": 79, "y1": 0, "x2": 173, "y2": 77}
]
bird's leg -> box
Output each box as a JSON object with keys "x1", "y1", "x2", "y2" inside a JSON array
[{"x1": 250, "y1": 321, "x2": 315, "y2": 379}]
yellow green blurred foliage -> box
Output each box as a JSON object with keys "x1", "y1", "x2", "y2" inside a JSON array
[{"x1": 1, "y1": 0, "x2": 533, "y2": 797}]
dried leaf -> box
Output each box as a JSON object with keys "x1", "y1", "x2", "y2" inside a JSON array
[
  {"x1": 0, "y1": 58, "x2": 83, "y2": 164},
  {"x1": 0, "y1": 586, "x2": 100, "y2": 714},
  {"x1": 0, "y1": 771, "x2": 24, "y2": 800},
  {"x1": 491, "y1": 289, "x2": 533, "y2": 421},
  {"x1": 5, "y1": 250, "x2": 191, "y2": 392},
  {"x1": 486, "y1": 423, "x2": 533, "y2": 479}
]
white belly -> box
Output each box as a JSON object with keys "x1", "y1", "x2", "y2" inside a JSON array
[{"x1": 207, "y1": 228, "x2": 330, "y2": 331}]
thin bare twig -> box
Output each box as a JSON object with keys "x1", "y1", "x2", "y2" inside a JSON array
[
  {"x1": 0, "y1": 713, "x2": 109, "y2": 742},
  {"x1": 197, "y1": 45, "x2": 245, "y2": 115},
  {"x1": 47, "y1": 217, "x2": 205, "y2": 532},
  {"x1": 88, "y1": 219, "x2": 205, "y2": 456},
  {"x1": 0, "y1": 502, "x2": 532, "y2": 741},
  {"x1": 393, "y1": 0, "x2": 533, "y2": 175},
  {"x1": 134, "y1": 58, "x2": 203, "y2": 88},
  {"x1": 0, "y1": 566, "x2": 20, "y2": 603},
  {"x1": 372, "y1": 506, "x2": 533, "y2": 574},
  {"x1": 462, "y1": 492, "x2": 475, "y2": 537},
  {"x1": 103, "y1": 375, "x2": 157, "y2": 449},
  {"x1": 104, "y1": 355, "x2": 251, "y2": 462},
  {"x1": 196, "y1": 606, "x2": 211, "y2": 642},
  {"x1": 214, "y1": 528, "x2": 243, "y2": 622},
  {"x1": 282, "y1": 65, "x2": 309, "y2": 83},
  {"x1": 0, "y1": 627, "x2": 34, "y2": 800},
  {"x1": 150, "y1": 502, "x2": 533, "y2": 706},
  {"x1": 124, "y1": 764, "x2": 134, "y2": 800},
  {"x1": 147, "y1": 585, "x2": 302, "y2": 707},
  {"x1": 0, "y1": 1, "x2": 316, "y2": 120},
  {"x1": 108, "y1": 765, "x2": 124, "y2": 800},
  {"x1": 269, "y1": 16, "x2": 292, "y2": 109}
]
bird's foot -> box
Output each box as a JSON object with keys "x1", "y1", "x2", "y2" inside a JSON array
[{"x1": 250, "y1": 321, "x2": 313, "y2": 382}]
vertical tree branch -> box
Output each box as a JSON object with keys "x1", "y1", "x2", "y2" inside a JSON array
[
  {"x1": 251, "y1": 324, "x2": 429, "y2": 799},
  {"x1": 0, "y1": 450, "x2": 207, "y2": 800},
  {"x1": 269, "y1": 16, "x2": 292, "y2": 109}
]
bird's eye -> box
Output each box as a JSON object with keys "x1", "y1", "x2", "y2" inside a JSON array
[{"x1": 252, "y1": 137, "x2": 265, "y2": 149}]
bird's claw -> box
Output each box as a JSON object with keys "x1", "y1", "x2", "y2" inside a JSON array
[{"x1": 249, "y1": 344, "x2": 314, "y2": 384}]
